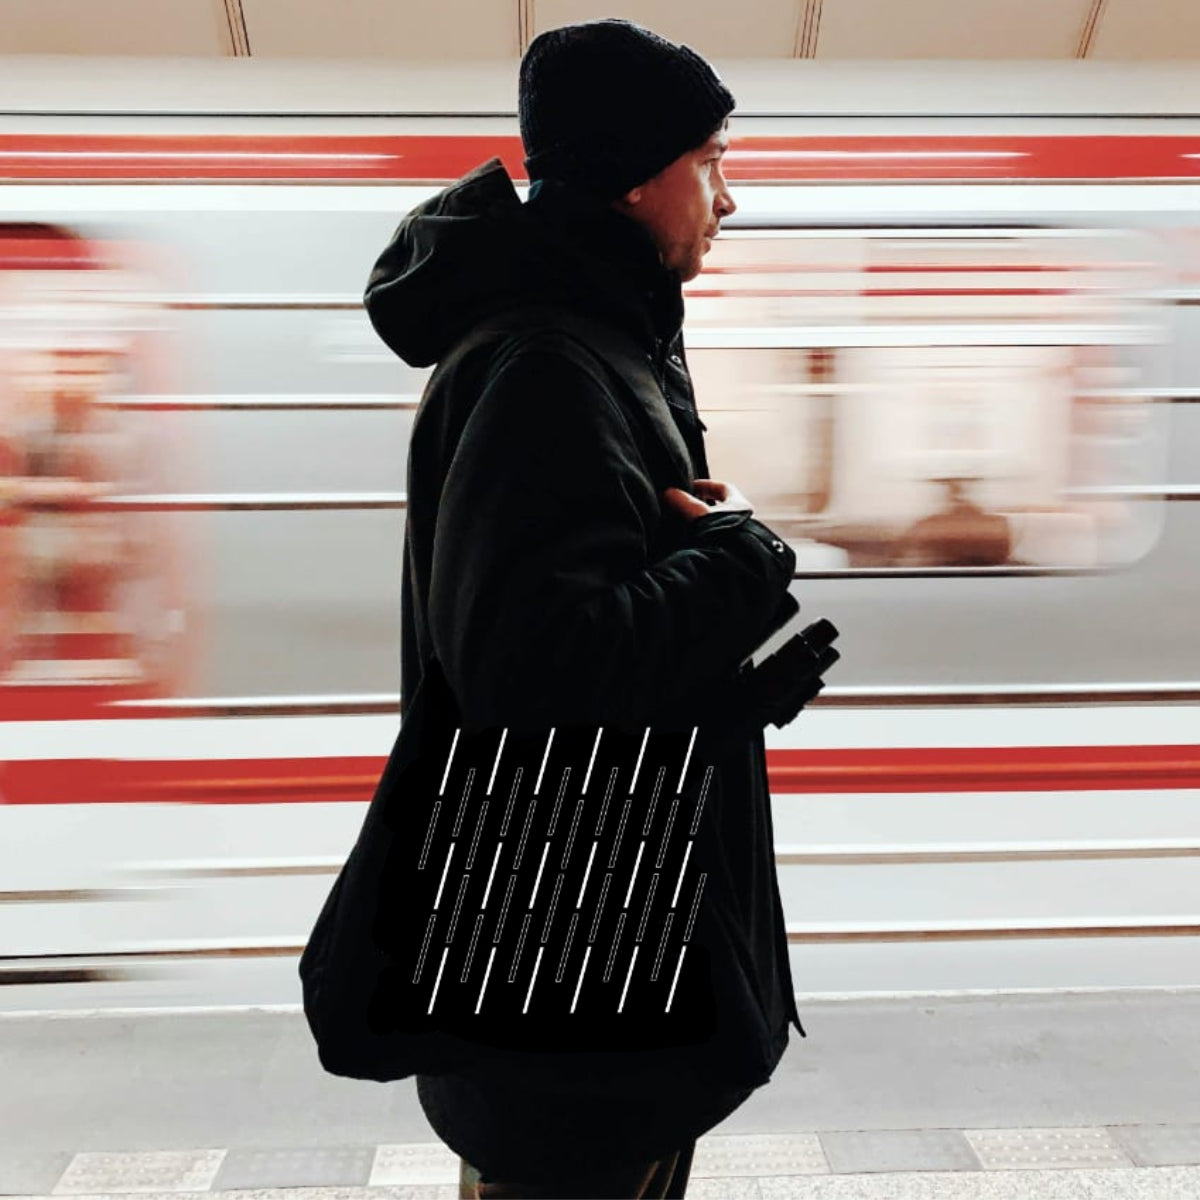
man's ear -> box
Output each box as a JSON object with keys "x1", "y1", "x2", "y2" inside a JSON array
[{"x1": 613, "y1": 185, "x2": 644, "y2": 213}]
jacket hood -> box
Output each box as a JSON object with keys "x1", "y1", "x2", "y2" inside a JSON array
[{"x1": 364, "y1": 159, "x2": 683, "y2": 368}]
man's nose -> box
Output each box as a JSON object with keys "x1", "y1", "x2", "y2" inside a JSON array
[{"x1": 716, "y1": 184, "x2": 737, "y2": 219}]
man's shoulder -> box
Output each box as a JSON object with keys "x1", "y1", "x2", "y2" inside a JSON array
[{"x1": 438, "y1": 310, "x2": 620, "y2": 394}]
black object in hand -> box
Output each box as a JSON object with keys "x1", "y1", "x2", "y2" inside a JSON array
[{"x1": 746, "y1": 617, "x2": 840, "y2": 729}]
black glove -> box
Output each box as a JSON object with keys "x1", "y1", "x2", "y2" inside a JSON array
[{"x1": 670, "y1": 601, "x2": 840, "y2": 756}]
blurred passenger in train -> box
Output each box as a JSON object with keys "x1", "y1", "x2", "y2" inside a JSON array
[
  {"x1": 364, "y1": 19, "x2": 804, "y2": 1200},
  {"x1": 893, "y1": 478, "x2": 1012, "y2": 567}
]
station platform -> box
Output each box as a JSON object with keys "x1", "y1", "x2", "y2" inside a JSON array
[{"x1": 3, "y1": 989, "x2": 1200, "y2": 1198}]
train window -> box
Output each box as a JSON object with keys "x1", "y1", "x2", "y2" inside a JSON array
[
  {"x1": 685, "y1": 227, "x2": 1168, "y2": 571},
  {"x1": 0, "y1": 224, "x2": 188, "y2": 718}
]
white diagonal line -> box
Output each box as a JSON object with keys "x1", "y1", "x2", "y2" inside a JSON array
[
  {"x1": 630, "y1": 727, "x2": 650, "y2": 792},
  {"x1": 684, "y1": 873, "x2": 706, "y2": 942},
  {"x1": 475, "y1": 945, "x2": 496, "y2": 1013},
  {"x1": 557, "y1": 911, "x2": 579, "y2": 982},
  {"x1": 636, "y1": 873, "x2": 659, "y2": 942},
  {"x1": 582, "y1": 727, "x2": 603, "y2": 793},
  {"x1": 529, "y1": 841, "x2": 550, "y2": 908},
  {"x1": 618, "y1": 944, "x2": 639, "y2": 1013},
  {"x1": 418, "y1": 800, "x2": 441, "y2": 870},
  {"x1": 466, "y1": 800, "x2": 488, "y2": 869},
  {"x1": 623, "y1": 841, "x2": 646, "y2": 908},
  {"x1": 671, "y1": 841, "x2": 693, "y2": 908},
  {"x1": 594, "y1": 767, "x2": 617, "y2": 836},
  {"x1": 461, "y1": 912, "x2": 485, "y2": 982},
  {"x1": 570, "y1": 944, "x2": 591, "y2": 1013},
  {"x1": 481, "y1": 842, "x2": 502, "y2": 908},
  {"x1": 439, "y1": 728, "x2": 461, "y2": 795},
  {"x1": 487, "y1": 728, "x2": 508, "y2": 795},
  {"x1": 576, "y1": 841, "x2": 597, "y2": 907},
  {"x1": 604, "y1": 911, "x2": 626, "y2": 981},
  {"x1": 523, "y1": 945, "x2": 544, "y2": 1013},
  {"x1": 446, "y1": 873, "x2": 470, "y2": 942},
  {"x1": 514, "y1": 795, "x2": 538, "y2": 867},
  {"x1": 413, "y1": 910, "x2": 437, "y2": 983},
  {"x1": 427, "y1": 946, "x2": 449, "y2": 1014},
  {"x1": 452, "y1": 768, "x2": 475, "y2": 837},
  {"x1": 562, "y1": 797, "x2": 585, "y2": 866},
  {"x1": 665, "y1": 945, "x2": 686, "y2": 1012},
  {"x1": 690, "y1": 766, "x2": 713, "y2": 835},
  {"x1": 500, "y1": 767, "x2": 523, "y2": 837},
  {"x1": 534, "y1": 728, "x2": 555, "y2": 794},
  {"x1": 656, "y1": 796, "x2": 679, "y2": 868},
  {"x1": 433, "y1": 844, "x2": 455, "y2": 909},
  {"x1": 642, "y1": 767, "x2": 665, "y2": 836},
  {"x1": 677, "y1": 727, "x2": 698, "y2": 792},
  {"x1": 608, "y1": 797, "x2": 632, "y2": 868},
  {"x1": 652, "y1": 911, "x2": 674, "y2": 981},
  {"x1": 509, "y1": 912, "x2": 531, "y2": 981},
  {"x1": 548, "y1": 768, "x2": 570, "y2": 836},
  {"x1": 494, "y1": 874, "x2": 517, "y2": 943},
  {"x1": 589, "y1": 872, "x2": 612, "y2": 942},
  {"x1": 541, "y1": 873, "x2": 564, "y2": 942}
]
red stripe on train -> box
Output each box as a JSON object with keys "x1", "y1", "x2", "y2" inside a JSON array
[
  {"x1": 3, "y1": 745, "x2": 1199, "y2": 804},
  {"x1": 4, "y1": 135, "x2": 1200, "y2": 182}
]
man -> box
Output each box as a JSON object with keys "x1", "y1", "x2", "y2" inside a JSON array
[{"x1": 365, "y1": 20, "x2": 805, "y2": 1198}]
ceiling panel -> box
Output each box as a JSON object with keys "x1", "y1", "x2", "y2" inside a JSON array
[
  {"x1": 818, "y1": 0, "x2": 1093, "y2": 58},
  {"x1": 534, "y1": 0, "x2": 801, "y2": 58},
  {"x1": 0, "y1": 0, "x2": 225, "y2": 55},
  {"x1": 242, "y1": 0, "x2": 517, "y2": 58},
  {"x1": 1089, "y1": 0, "x2": 1200, "y2": 58}
]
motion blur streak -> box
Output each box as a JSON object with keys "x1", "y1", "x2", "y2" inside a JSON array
[
  {"x1": 1, "y1": 61, "x2": 1199, "y2": 1007},
  {"x1": 0, "y1": 225, "x2": 191, "y2": 722}
]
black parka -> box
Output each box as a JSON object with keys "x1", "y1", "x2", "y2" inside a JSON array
[{"x1": 364, "y1": 159, "x2": 804, "y2": 1177}]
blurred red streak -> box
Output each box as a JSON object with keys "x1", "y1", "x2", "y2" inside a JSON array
[
  {"x1": 4, "y1": 135, "x2": 1200, "y2": 181},
  {"x1": 2, "y1": 745, "x2": 1199, "y2": 803},
  {"x1": 684, "y1": 287, "x2": 1073, "y2": 298}
]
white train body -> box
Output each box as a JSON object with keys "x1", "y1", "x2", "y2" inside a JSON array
[{"x1": 0, "y1": 59, "x2": 1197, "y2": 1010}]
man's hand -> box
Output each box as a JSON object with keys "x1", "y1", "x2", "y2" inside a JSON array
[{"x1": 661, "y1": 478, "x2": 754, "y2": 521}]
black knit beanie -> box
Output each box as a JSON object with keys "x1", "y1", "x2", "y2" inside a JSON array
[{"x1": 519, "y1": 19, "x2": 735, "y2": 201}]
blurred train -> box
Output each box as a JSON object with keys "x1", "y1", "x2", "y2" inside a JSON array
[{"x1": 0, "y1": 58, "x2": 1197, "y2": 1011}]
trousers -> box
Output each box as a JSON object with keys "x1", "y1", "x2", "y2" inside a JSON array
[{"x1": 457, "y1": 1142, "x2": 696, "y2": 1199}]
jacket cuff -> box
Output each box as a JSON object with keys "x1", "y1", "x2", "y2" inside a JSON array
[{"x1": 689, "y1": 511, "x2": 797, "y2": 578}]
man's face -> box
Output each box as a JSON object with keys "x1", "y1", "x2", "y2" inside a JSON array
[{"x1": 615, "y1": 122, "x2": 736, "y2": 283}]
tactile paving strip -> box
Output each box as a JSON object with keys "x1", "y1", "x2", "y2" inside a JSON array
[
  {"x1": 691, "y1": 1133, "x2": 829, "y2": 1177},
  {"x1": 31, "y1": 1128, "x2": 1194, "y2": 1195},
  {"x1": 964, "y1": 1127, "x2": 1134, "y2": 1170},
  {"x1": 52, "y1": 1149, "x2": 226, "y2": 1194},
  {"x1": 759, "y1": 1168, "x2": 1200, "y2": 1200},
  {"x1": 685, "y1": 1177, "x2": 764, "y2": 1199},
  {"x1": 367, "y1": 1142, "x2": 461, "y2": 1186}
]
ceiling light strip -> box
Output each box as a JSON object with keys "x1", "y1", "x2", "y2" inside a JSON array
[
  {"x1": 222, "y1": 0, "x2": 252, "y2": 58},
  {"x1": 517, "y1": 0, "x2": 536, "y2": 56},
  {"x1": 1076, "y1": 0, "x2": 1108, "y2": 59},
  {"x1": 794, "y1": 0, "x2": 823, "y2": 58},
  {"x1": 808, "y1": 0, "x2": 824, "y2": 58}
]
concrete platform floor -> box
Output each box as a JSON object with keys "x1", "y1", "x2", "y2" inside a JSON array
[{"x1": 2, "y1": 989, "x2": 1200, "y2": 1197}]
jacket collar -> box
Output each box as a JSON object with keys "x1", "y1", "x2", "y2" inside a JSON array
[{"x1": 524, "y1": 178, "x2": 685, "y2": 356}]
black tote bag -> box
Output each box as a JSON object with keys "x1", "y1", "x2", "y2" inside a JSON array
[{"x1": 299, "y1": 657, "x2": 737, "y2": 1084}]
